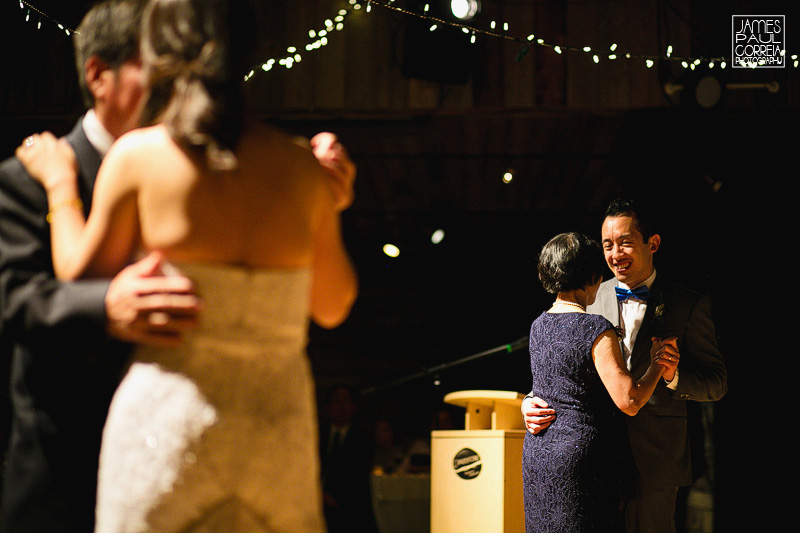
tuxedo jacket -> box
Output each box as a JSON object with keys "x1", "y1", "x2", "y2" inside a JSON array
[
  {"x1": 319, "y1": 421, "x2": 377, "y2": 532},
  {"x1": 0, "y1": 118, "x2": 130, "y2": 532},
  {"x1": 588, "y1": 276, "x2": 727, "y2": 491}
]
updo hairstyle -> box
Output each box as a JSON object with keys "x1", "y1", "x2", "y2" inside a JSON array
[
  {"x1": 537, "y1": 232, "x2": 606, "y2": 294},
  {"x1": 139, "y1": 0, "x2": 258, "y2": 171}
]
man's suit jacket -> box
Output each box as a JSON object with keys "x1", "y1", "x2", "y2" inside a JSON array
[
  {"x1": 0, "y1": 118, "x2": 130, "y2": 532},
  {"x1": 588, "y1": 276, "x2": 726, "y2": 491},
  {"x1": 319, "y1": 421, "x2": 377, "y2": 532}
]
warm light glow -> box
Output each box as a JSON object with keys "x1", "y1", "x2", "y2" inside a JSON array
[
  {"x1": 451, "y1": 0, "x2": 480, "y2": 21},
  {"x1": 431, "y1": 229, "x2": 445, "y2": 244},
  {"x1": 383, "y1": 244, "x2": 400, "y2": 257}
]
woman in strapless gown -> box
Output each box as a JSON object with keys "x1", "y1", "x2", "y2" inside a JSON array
[
  {"x1": 16, "y1": 0, "x2": 357, "y2": 531},
  {"x1": 95, "y1": 264, "x2": 322, "y2": 532}
]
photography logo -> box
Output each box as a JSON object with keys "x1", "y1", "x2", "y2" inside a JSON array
[{"x1": 732, "y1": 15, "x2": 785, "y2": 68}]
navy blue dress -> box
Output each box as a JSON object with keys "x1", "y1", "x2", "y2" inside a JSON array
[{"x1": 522, "y1": 312, "x2": 633, "y2": 532}]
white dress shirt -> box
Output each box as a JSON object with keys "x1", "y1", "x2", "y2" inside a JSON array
[
  {"x1": 81, "y1": 109, "x2": 115, "y2": 158},
  {"x1": 618, "y1": 270, "x2": 656, "y2": 369},
  {"x1": 617, "y1": 269, "x2": 678, "y2": 388}
]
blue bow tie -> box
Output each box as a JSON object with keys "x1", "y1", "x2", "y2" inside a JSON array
[{"x1": 615, "y1": 286, "x2": 650, "y2": 302}]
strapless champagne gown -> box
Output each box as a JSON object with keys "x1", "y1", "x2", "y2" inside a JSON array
[{"x1": 94, "y1": 263, "x2": 324, "y2": 532}]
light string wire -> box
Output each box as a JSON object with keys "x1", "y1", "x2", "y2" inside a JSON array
[
  {"x1": 244, "y1": 2, "x2": 361, "y2": 80},
  {"x1": 14, "y1": 0, "x2": 798, "y2": 74},
  {"x1": 16, "y1": 0, "x2": 78, "y2": 35},
  {"x1": 365, "y1": 0, "x2": 797, "y2": 70}
]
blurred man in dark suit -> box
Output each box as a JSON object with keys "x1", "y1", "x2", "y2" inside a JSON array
[
  {"x1": 0, "y1": 2, "x2": 201, "y2": 530},
  {"x1": 319, "y1": 384, "x2": 378, "y2": 533}
]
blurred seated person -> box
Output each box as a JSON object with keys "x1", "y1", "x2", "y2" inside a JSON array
[
  {"x1": 400, "y1": 407, "x2": 459, "y2": 474},
  {"x1": 372, "y1": 418, "x2": 406, "y2": 475}
]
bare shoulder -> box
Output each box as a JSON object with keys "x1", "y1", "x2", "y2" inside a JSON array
[
  {"x1": 118, "y1": 124, "x2": 169, "y2": 146},
  {"x1": 107, "y1": 125, "x2": 174, "y2": 163},
  {"x1": 240, "y1": 122, "x2": 320, "y2": 167},
  {"x1": 237, "y1": 122, "x2": 328, "y2": 201}
]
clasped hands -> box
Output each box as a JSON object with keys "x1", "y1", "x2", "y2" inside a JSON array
[
  {"x1": 307, "y1": 132, "x2": 357, "y2": 212},
  {"x1": 651, "y1": 336, "x2": 679, "y2": 382}
]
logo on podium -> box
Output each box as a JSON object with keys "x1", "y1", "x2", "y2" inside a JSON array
[{"x1": 453, "y1": 448, "x2": 482, "y2": 480}]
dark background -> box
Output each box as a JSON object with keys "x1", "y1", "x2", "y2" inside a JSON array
[{"x1": 1, "y1": 0, "x2": 795, "y2": 529}]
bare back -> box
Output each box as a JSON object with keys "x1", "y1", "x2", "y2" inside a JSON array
[
  {"x1": 125, "y1": 122, "x2": 327, "y2": 269},
  {"x1": 77, "y1": 120, "x2": 354, "y2": 327}
]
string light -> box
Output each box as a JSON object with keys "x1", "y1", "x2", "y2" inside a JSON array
[
  {"x1": 366, "y1": 0, "x2": 797, "y2": 70},
  {"x1": 17, "y1": 1, "x2": 77, "y2": 35},
  {"x1": 244, "y1": 2, "x2": 360, "y2": 81},
  {"x1": 16, "y1": 0, "x2": 797, "y2": 74},
  {"x1": 383, "y1": 243, "x2": 400, "y2": 258}
]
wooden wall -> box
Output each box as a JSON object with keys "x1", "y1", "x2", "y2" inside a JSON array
[
  {"x1": 246, "y1": 0, "x2": 685, "y2": 113},
  {"x1": 2, "y1": 0, "x2": 794, "y2": 133}
]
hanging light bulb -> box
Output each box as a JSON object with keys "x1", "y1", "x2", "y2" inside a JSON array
[{"x1": 450, "y1": 0, "x2": 480, "y2": 21}]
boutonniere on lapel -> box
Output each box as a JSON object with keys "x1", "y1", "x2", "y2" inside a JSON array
[{"x1": 649, "y1": 288, "x2": 665, "y2": 324}]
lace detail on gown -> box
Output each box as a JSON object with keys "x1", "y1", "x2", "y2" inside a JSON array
[
  {"x1": 522, "y1": 312, "x2": 632, "y2": 533},
  {"x1": 95, "y1": 263, "x2": 323, "y2": 533}
]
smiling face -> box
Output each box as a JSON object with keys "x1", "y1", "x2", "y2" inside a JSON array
[{"x1": 601, "y1": 215, "x2": 660, "y2": 288}]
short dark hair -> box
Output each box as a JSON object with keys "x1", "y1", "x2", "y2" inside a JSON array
[
  {"x1": 324, "y1": 383, "x2": 358, "y2": 405},
  {"x1": 537, "y1": 232, "x2": 606, "y2": 294},
  {"x1": 74, "y1": 0, "x2": 144, "y2": 107},
  {"x1": 604, "y1": 197, "x2": 654, "y2": 242}
]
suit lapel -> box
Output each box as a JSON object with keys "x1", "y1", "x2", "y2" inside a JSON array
[
  {"x1": 596, "y1": 280, "x2": 621, "y2": 328},
  {"x1": 64, "y1": 117, "x2": 103, "y2": 214}
]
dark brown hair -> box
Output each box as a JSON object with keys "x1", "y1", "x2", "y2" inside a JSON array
[
  {"x1": 139, "y1": 0, "x2": 257, "y2": 170},
  {"x1": 537, "y1": 232, "x2": 606, "y2": 294},
  {"x1": 74, "y1": 0, "x2": 144, "y2": 107},
  {"x1": 604, "y1": 197, "x2": 656, "y2": 242}
]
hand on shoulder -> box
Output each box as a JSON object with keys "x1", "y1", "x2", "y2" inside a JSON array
[{"x1": 15, "y1": 131, "x2": 78, "y2": 191}]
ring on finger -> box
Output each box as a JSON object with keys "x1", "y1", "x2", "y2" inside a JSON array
[
  {"x1": 148, "y1": 311, "x2": 170, "y2": 326},
  {"x1": 24, "y1": 136, "x2": 34, "y2": 147}
]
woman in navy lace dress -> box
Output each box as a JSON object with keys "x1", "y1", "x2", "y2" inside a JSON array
[{"x1": 522, "y1": 233, "x2": 670, "y2": 532}]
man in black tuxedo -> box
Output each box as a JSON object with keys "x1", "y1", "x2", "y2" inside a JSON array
[
  {"x1": 521, "y1": 198, "x2": 727, "y2": 533},
  {"x1": 319, "y1": 384, "x2": 378, "y2": 533},
  {"x1": 0, "y1": 2, "x2": 201, "y2": 531}
]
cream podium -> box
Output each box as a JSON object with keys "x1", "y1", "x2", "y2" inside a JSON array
[{"x1": 431, "y1": 390, "x2": 526, "y2": 532}]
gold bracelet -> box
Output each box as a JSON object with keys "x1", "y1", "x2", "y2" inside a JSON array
[{"x1": 46, "y1": 198, "x2": 83, "y2": 223}]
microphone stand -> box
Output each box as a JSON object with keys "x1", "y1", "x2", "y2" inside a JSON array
[{"x1": 361, "y1": 336, "x2": 528, "y2": 396}]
